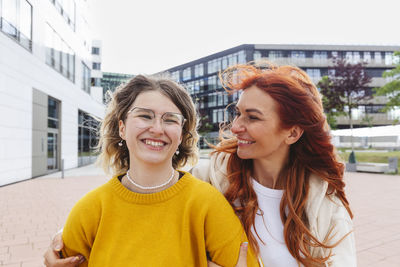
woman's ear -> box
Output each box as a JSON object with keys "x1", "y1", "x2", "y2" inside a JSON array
[
  {"x1": 285, "y1": 126, "x2": 304, "y2": 145},
  {"x1": 119, "y1": 120, "x2": 126, "y2": 140}
]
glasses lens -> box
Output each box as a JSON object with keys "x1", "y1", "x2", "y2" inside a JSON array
[
  {"x1": 162, "y1": 113, "x2": 184, "y2": 126},
  {"x1": 130, "y1": 108, "x2": 154, "y2": 128},
  {"x1": 129, "y1": 107, "x2": 185, "y2": 128}
]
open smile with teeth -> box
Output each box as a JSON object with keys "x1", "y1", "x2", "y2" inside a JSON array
[
  {"x1": 143, "y1": 139, "x2": 166, "y2": 147},
  {"x1": 237, "y1": 139, "x2": 255, "y2": 144}
]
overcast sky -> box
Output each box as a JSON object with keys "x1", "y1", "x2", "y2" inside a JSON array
[{"x1": 89, "y1": 0, "x2": 400, "y2": 75}]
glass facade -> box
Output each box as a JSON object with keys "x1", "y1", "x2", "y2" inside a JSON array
[
  {"x1": 47, "y1": 97, "x2": 60, "y2": 171},
  {"x1": 165, "y1": 44, "x2": 399, "y2": 142},
  {"x1": 182, "y1": 67, "x2": 191, "y2": 81},
  {"x1": 78, "y1": 110, "x2": 99, "y2": 166},
  {"x1": 101, "y1": 72, "x2": 134, "y2": 103},
  {"x1": 194, "y1": 63, "x2": 204, "y2": 77},
  {"x1": 0, "y1": 0, "x2": 32, "y2": 50},
  {"x1": 48, "y1": 97, "x2": 60, "y2": 129},
  {"x1": 45, "y1": 23, "x2": 75, "y2": 82},
  {"x1": 207, "y1": 51, "x2": 246, "y2": 75},
  {"x1": 48, "y1": 0, "x2": 75, "y2": 31},
  {"x1": 81, "y1": 62, "x2": 90, "y2": 94}
]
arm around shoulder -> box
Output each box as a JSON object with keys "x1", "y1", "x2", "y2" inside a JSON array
[
  {"x1": 202, "y1": 186, "x2": 259, "y2": 267},
  {"x1": 191, "y1": 152, "x2": 230, "y2": 193},
  {"x1": 61, "y1": 191, "x2": 102, "y2": 262},
  {"x1": 326, "y1": 204, "x2": 357, "y2": 267}
]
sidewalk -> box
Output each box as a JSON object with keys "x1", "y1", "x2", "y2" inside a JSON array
[{"x1": 0, "y1": 164, "x2": 399, "y2": 266}]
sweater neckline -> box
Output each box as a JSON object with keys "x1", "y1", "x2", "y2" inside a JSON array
[{"x1": 110, "y1": 171, "x2": 191, "y2": 204}]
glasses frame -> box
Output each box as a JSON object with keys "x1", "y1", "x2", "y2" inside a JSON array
[{"x1": 127, "y1": 107, "x2": 186, "y2": 128}]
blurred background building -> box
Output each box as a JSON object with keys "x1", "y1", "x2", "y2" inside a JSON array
[
  {"x1": 0, "y1": 0, "x2": 104, "y2": 185},
  {"x1": 164, "y1": 44, "x2": 400, "y2": 147},
  {"x1": 101, "y1": 72, "x2": 134, "y2": 104}
]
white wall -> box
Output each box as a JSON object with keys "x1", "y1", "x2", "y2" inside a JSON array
[{"x1": 0, "y1": 0, "x2": 104, "y2": 186}]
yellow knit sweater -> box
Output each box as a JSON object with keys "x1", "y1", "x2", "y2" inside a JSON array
[{"x1": 62, "y1": 171, "x2": 258, "y2": 266}]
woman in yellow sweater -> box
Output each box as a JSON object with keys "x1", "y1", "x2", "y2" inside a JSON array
[{"x1": 56, "y1": 75, "x2": 258, "y2": 266}]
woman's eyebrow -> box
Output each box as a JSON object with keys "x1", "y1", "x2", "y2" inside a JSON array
[{"x1": 244, "y1": 108, "x2": 263, "y2": 115}]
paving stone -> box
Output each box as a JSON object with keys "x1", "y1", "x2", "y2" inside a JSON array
[{"x1": 0, "y1": 163, "x2": 399, "y2": 266}]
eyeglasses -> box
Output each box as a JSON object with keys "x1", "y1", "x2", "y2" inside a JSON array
[{"x1": 127, "y1": 107, "x2": 186, "y2": 128}]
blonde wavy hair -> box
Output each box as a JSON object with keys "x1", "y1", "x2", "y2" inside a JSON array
[{"x1": 96, "y1": 74, "x2": 199, "y2": 176}]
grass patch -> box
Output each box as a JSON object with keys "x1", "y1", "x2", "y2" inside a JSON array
[{"x1": 338, "y1": 150, "x2": 400, "y2": 168}]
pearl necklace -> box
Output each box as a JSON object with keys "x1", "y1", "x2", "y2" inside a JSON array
[{"x1": 126, "y1": 168, "x2": 175, "y2": 190}]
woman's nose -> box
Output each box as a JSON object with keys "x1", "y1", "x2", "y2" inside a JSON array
[
  {"x1": 231, "y1": 117, "x2": 245, "y2": 134},
  {"x1": 148, "y1": 118, "x2": 164, "y2": 134}
]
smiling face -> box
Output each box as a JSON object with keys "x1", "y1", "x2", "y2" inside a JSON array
[
  {"x1": 119, "y1": 90, "x2": 183, "y2": 167},
  {"x1": 231, "y1": 85, "x2": 292, "y2": 163}
]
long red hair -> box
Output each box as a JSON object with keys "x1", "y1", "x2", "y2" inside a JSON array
[{"x1": 214, "y1": 62, "x2": 353, "y2": 266}]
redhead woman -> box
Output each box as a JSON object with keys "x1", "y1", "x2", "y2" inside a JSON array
[
  {"x1": 45, "y1": 74, "x2": 258, "y2": 266},
  {"x1": 45, "y1": 63, "x2": 356, "y2": 267},
  {"x1": 195, "y1": 62, "x2": 356, "y2": 266}
]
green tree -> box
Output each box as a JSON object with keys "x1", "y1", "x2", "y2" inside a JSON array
[{"x1": 374, "y1": 51, "x2": 400, "y2": 111}]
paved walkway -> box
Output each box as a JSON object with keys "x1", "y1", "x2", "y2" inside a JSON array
[{"x1": 0, "y1": 164, "x2": 399, "y2": 266}]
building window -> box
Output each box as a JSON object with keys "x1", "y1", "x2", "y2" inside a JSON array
[
  {"x1": 0, "y1": 0, "x2": 32, "y2": 50},
  {"x1": 331, "y1": 51, "x2": 339, "y2": 59},
  {"x1": 313, "y1": 51, "x2": 327, "y2": 61},
  {"x1": 182, "y1": 67, "x2": 191, "y2": 81},
  {"x1": 291, "y1": 51, "x2": 306, "y2": 62},
  {"x1": 212, "y1": 108, "x2": 226, "y2": 123},
  {"x1": 253, "y1": 51, "x2": 262, "y2": 61},
  {"x1": 45, "y1": 23, "x2": 75, "y2": 82},
  {"x1": 49, "y1": 0, "x2": 75, "y2": 31},
  {"x1": 385, "y1": 52, "x2": 393, "y2": 65},
  {"x1": 353, "y1": 52, "x2": 360, "y2": 63},
  {"x1": 208, "y1": 75, "x2": 217, "y2": 91},
  {"x1": 268, "y1": 50, "x2": 283, "y2": 60},
  {"x1": 363, "y1": 52, "x2": 371, "y2": 63},
  {"x1": 82, "y1": 62, "x2": 91, "y2": 94},
  {"x1": 48, "y1": 97, "x2": 60, "y2": 129},
  {"x1": 92, "y1": 62, "x2": 101, "y2": 70},
  {"x1": 207, "y1": 58, "x2": 222, "y2": 74},
  {"x1": 238, "y1": 50, "x2": 246, "y2": 64},
  {"x1": 221, "y1": 56, "x2": 228, "y2": 69},
  {"x1": 194, "y1": 64, "x2": 204, "y2": 78},
  {"x1": 92, "y1": 47, "x2": 100, "y2": 55},
  {"x1": 374, "y1": 52, "x2": 382, "y2": 63},
  {"x1": 193, "y1": 79, "x2": 204, "y2": 93},
  {"x1": 208, "y1": 93, "x2": 217, "y2": 107},
  {"x1": 364, "y1": 104, "x2": 385, "y2": 114},
  {"x1": 306, "y1": 69, "x2": 321, "y2": 82},
  {"x1": 345, "y1": 52, "x2": 353, "y2": 63},
  {"x1": 170, "y1": 71, "x2": 180, "y2": 82},
  {"x1": 185, "y1": 81, "x2": 194, "y2": 94},
  {"x1": 91, "y1": 77, "x2": 101, "y2": 87},
  {"x1": 78, "y1": 110, "x2": 99, "y2": 166}
]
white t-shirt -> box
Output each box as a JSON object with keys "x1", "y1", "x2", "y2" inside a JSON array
[{"x1": 251, "y1": 178, "x2": 299, "y2": 267}]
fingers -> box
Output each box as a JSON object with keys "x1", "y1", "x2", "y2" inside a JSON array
[
  {"x1": 51, "y1": 232, "x2": 64, "y2": 252},
  {"x1": 43, "y1": 247, "x2": 85, "y2": 267},
  {"x1": 235, "y1": 242, "x2": 248, "y2": 267},
  {"x1": 207, "y1": 260, "x2": 222, "y2": 267},
  {"x1": 44, "y1": 232, "x2": 85, "y2": 267}
]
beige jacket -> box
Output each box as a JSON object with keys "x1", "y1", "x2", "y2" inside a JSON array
[{"x1": 191, "y1": 153, "x2": 357, "y2": 267}]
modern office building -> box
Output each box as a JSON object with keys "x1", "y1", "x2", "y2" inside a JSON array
[
  {"x1": 0, "y1": 0, "x2": 105, "y2": 186},
  {"x1": 163, "y1": 44, "x2": 400, "y2": 145},
  {"x1": 101, "y1": 72, "x2": 134, "y2": 104}
]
